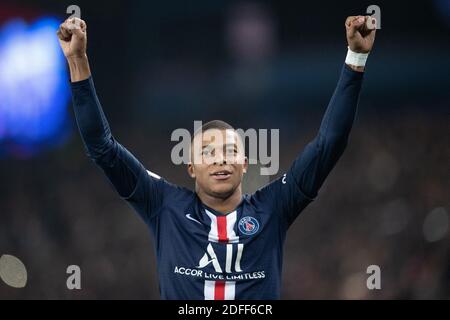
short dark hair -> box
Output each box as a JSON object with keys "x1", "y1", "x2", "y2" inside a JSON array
[{"x1": 192, "y1": 120, "x2": 235, "y2": 141}]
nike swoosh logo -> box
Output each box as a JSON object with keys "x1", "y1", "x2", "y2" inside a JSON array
[{"x1": 186, "y1": 213, "x2": 202, "y2": 225}]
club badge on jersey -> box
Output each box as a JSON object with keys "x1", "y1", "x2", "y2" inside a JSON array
[{"x1": 238, "y1": 216, "x2": 260, "y2": 236}]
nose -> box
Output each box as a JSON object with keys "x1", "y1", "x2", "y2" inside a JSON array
[{"x1": 213, "y1": 151, "x2": 226, "y2": 165}]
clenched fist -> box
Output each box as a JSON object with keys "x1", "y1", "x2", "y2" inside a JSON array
[
  {"x1": 345, "y1": 16, "x2": 376, "y2": 54},
  {"x1": 57, "y1": 17, "x2": 91, "y2": 82},
  {"x1": 57, "y1": 17, "x2": 87, "y2": 59}
]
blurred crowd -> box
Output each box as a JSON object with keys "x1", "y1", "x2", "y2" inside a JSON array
[
  {"x1": 0, "y1": 110, "x2": 448, "y2": 299},
  {"x1": 0, "y1": 0, "x2": 449, "y2": 300}
]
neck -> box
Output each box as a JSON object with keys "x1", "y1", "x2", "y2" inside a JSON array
[{"x1": 196, "y1": 185, "x2": 243, "y2": 214}]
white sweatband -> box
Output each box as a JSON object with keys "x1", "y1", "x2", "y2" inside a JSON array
[{"x1": 345, "y1": 47, "x2": 369, "y2": 67}]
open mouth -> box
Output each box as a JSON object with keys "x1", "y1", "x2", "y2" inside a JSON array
[{"x1": 210, "y1": 170, "x2": 232, "y2": 180}]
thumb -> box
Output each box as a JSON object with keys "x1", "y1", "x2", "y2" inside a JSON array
[
  {"x1": 66, "y1": 18, "x2": 86, "y2": 39},
  {"x1": 71, "y1": 27, "x2": 85, "y2": 39}
]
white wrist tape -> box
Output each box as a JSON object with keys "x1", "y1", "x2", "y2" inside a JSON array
[{"x1": 345, "y1": 47, "x2": 369, "y2": 67}]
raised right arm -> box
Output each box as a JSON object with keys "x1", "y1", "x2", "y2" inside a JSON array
[{"x1": 57, "y1": 18, "x2": 163, "y2": 220}]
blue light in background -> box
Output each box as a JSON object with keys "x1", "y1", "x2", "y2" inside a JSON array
[{"x1": 0, "y1": 17, "x2": 70, "y2": 158}]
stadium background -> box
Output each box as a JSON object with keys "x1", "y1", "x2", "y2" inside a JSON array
[{"x1": 0, "y1": 0, "x2": 449, "y2": 299}]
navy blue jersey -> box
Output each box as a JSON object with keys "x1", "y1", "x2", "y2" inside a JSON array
[{"x1": 70, "y1": 63, "x2": 364, "y2": 299}]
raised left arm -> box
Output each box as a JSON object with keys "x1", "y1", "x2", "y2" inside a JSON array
[
  {"x1": 275, "y1": 15, "x2": 377, "y2": 227},
  {"x1": 292, "y1": 15, "x2": 377, "y2": 197}
]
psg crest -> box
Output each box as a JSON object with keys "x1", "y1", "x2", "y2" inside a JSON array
[{"x1": 238, "y1": 216, "x2": 260, "y2": 236}]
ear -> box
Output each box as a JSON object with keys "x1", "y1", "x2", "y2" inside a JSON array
[
  {"x1": 187, "y1": 163, "x2": 196, "y2": 178},
  {"x1": 243, "y1": 156, "x2": 249, "y2": 174}
]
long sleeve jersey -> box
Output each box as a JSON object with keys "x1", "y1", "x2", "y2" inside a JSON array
[{"x1": 70, "y1": 63, "x2": 364, "y2": 299}]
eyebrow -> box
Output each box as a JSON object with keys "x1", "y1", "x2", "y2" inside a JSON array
[{"x1": 201, "y1": 143, "x2": 238, "y2": 150}]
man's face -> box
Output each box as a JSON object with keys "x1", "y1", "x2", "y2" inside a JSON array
[{"x1": 188, "y1": 129, "x2": 248, "y2": 199}]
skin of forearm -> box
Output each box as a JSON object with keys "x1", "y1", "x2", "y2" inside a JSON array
[
  {"x1": 346, "y1": 63, "x2": 365, "y2": 72},
  {"x1": 68, "y1": 54, "x2": 91, "y2": 82}
]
